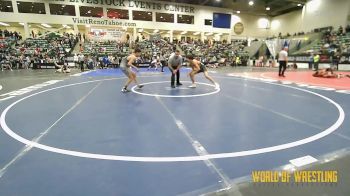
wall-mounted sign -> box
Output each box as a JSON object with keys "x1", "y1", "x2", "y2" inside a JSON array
[
  {"x1": 90, "y1": 28, "x2": 126, "y2": 40},
  {"x1": 234, "y1": 22, "x2": 244, "y2": 35},
  {"x1": 64, "y1": 0, "x2": 195, "y2": 13}
]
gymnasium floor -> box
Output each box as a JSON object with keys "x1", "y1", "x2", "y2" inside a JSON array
[{"x1": 0, "y1": 68, "x2": 349, "y2": 196}]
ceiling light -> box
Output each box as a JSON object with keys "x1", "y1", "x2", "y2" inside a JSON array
[
  {"x1": 19, "y1": 22, "x2": 25, "y2": 26},
  {"x1": 41, "y1": 23, "x2": 52, "y2": 28},
  {"x1": 0, "y1": 22, "x2": 10, "y2": 26},
  {"x1": 249, "y1": 1, "x2": 254, "y2": 6},
  {"x1": 236, "y1": 10, "x2": 240, "y2": 14},
  {"x1": 215, "y1": 0, "x2": 221, "y2": 2},
  {"x1": 297, "y1": 3, "x2": 302, "y2": 7},
  {"x1": 266, "y1": 7, "x2": 270, "y2": 11}
]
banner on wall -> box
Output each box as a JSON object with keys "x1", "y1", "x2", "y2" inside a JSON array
[
  {"x1": 90, "y1": 29, "x2": 126, "y2": 41},
  {"x1": 266, "y1": 39, "x2": 292, "y2": 58},
  {"x1": 265, "y1": 40, "x2": 277, "y2": 59},
  {"x1": 60, "y1": 0, "x2": 196, "y2": 13}
]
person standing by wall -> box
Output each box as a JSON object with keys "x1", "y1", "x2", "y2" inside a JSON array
[
  {"x1": 78, "y1": 53, "x2": 85, "y2": 72},
  {"x1": 160, "y1": 53, "x2": 166, "y2": 72},
  {"x1": 314, "y1": 53, "x2": 320, "y2": 71},
  {"x1": 309, "y1": 53, "x2": 314, "y2": 70},
  {"x1": 334, "y1": 52, "x2": 340, "y2": 70},
  {"x1": 278, "y1": 47, "x2": 288, "y2": 77},
  {"x1": 73, "y1": 53, "x2": 78, "y2": 68}
]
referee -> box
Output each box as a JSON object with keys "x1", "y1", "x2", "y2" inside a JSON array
[
  {"x1": 168, "y1": 50, "x2": 183, "y2": 88},
  {"x1": 278, "y1": 47, "x2": 288, "y2": 77}
]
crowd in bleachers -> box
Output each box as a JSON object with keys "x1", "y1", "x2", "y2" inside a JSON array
[
  {"x1": 72, "y1": 38, "x2": 251, "y2": 71},
  {"x1": 267, "y1": 31, "x2": 307, "y2": 40},
  {"x1": 135, "y1": 40, "x2": 173, "y2": 64},
  {"x1": 267, "y1": 24, "x2": 350, "y2": 41},
  {"x1": 0, "y1": 26, "x2": 265, "y2": 72},
  {"x1": 0, "y1": 29, "x2": 22, "y2": 40},
  {"x1": 81, "y1": 40, "x2": 130, "y2": 56},
  {"x1": 7, "y1": 27, "x2": 350, "y2": 72},
  {"x1": 74, "y1": 39, "x2": 175, "y2": 72},
  {"x1": 179, "y1": 39, "x2": 250, "y2": 67},
  {"x1": 1, "y1": 30, "x2": 78, "y2": 71},
  {"x1": 261, "y1": 25, "x2": 350, "y2": 67},
  {"x1": 295, "y1": 26, "x2": 350, "y2": 59}
]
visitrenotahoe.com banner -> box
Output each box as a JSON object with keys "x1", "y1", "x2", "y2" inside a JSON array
[{"x1": 72, "y1": 18, "x2": 136, "y2": 27}]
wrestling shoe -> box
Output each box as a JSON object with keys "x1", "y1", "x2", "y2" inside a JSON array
[
  {"x1": 121, "y1": 88, "x2": 131, "y2": 93},
  {"x1": 188, "y1": 84, "x2": 197, "y2": 88},
  {"x1": 214, "y1": 83, "x2": 220, "y2": 90}
]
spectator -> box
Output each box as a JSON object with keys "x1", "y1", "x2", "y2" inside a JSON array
[
  {"x1": 73, "y1": 53, "x2": 79, "y2": 68},
  {"x1": 278, "y1": 32, "x2": 282, "y2": 38},
  {"x1": 346, "y1": 25, "x2": 350, "y2": 33},
  {"x1": 102, "y1": 55, "x2": 109, "y2": 69},
  {"x1": 78, "y1": 53, "x2": 85, "y2": 72},
  {"x1": 308, "y1": 54, "x2": 314, "y2": 70},
  {"x1": 338, "y1": 26, "x2": 344, "y2": 35},
  {"x1": 313, "y1": 53, "x2": 320, "y2": 71}
]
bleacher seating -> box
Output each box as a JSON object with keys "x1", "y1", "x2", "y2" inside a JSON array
[
  {"x1": 180, "y1": 40, "x2": 249, "y2": 59},
  {"x1": 0, "y1": 37, "x2": 17, "y2": 54},
  {"x1": 303, "y1": 32, "x2": 350, "y2": 55},
  {"x1": 23, "y1": 32, "x2": 77, "y2": 58},
  {"x1": 81, "y1": 41, "x2": 130, "y2": 57}
]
